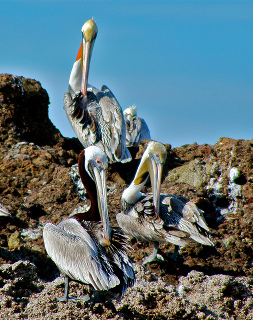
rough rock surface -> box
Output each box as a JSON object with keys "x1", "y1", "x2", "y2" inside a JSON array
[{"x1": 0, "y1": 74, "x2": 252, "y2": 319}]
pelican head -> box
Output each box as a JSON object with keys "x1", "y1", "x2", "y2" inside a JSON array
[
  {"x1": 133, "y1": 141, "x2": 167, "y2": 214},
  {"x1": 124, "y1": 107, "x2": 137, "y2": 118},
  {"x1": 84, "y1": 146, "x2": 111, "y2": 246},
  {"x1": 81, "y1": 19, "x2": 98, "y2": 98},
  {"x1": 123, "y1": 106, "x2": 137, "y2": 123}
]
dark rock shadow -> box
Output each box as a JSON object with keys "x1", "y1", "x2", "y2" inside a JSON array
[{"x1": 0, "y1": 247, "x2": 59, "y2": 281}]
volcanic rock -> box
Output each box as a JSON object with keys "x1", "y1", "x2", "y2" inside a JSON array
[{"x1": 0, "y1": 74, "x2": 252, "y2": 319}]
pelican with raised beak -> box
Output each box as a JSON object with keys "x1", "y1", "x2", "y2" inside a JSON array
[{"x1": 64, "y1": 20, "x2": 131, "y2": 164}]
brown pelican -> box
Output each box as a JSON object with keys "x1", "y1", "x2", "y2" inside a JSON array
[
  {"x1": 116, "y1": 141, "x2": 213, "y2": 264},
  {"x1": 43, "y1": 146, "x2": 135, "y2": 302},
  {"x1": 64, "y1": 19, "x2": 131, "y2": 164},
  {"x1": 0, "y1": 203, "x2": 11, "y2": 218},
  {"x1": 123, "y1": 106, "x2": 151, "y2": 148}
]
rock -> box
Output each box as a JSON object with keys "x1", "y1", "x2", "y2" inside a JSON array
[
  {"x1": 177, "y1": 270, "x2": 253, "y2": 319},
  {"x1": 0, "y1": 74, "x2": 58, "y2": 146},
  {"x1": 0, "y1": 74, "x2": 253, "y2": 318},
  {"x1": 8, "y1": 231, "x2": 20, "y2": 250},
  {"x1": 70, "y1": 163, "x2": 87, "y2": 201},
  {"x1": 166, "y1": 159, "x2": 207, "y2": 188}
]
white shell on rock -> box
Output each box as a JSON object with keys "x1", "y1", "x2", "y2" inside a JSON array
[{"x1": 229, "y1": 167, "x2": 241, "y2": 183}]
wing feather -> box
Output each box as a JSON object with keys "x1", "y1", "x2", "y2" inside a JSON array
[
  {"x1": 160, "y1": 195, "x2": 214, "y2": 246},
  {"x1": 162, "y1": 195, "x2": 210, "y2": 231},
  {"x1": 63, "y1": 92, "x2": 97, "y2": 147},
  {"x1": 0, "y1": 203, "x2": 11, "y2": 217},
  {"x1": 64, "y1": 85, "x2": 131, "y2": 163},
  {"x1": 118, "y1": 193, "x2": 213, "y2": 247},
  {"x1": 97, "y1": 85, "x2": 131, "y2": 163},
  {"x1": 124, "y1": 114, "x2": 151, "y2": 148},
  {"x1": 43, "y1": 221, "x2": 120, "y2": 291}
]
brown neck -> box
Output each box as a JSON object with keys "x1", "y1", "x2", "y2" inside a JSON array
[{"x1": 74, "y1": 150, "x2": 100, "y2": 222}]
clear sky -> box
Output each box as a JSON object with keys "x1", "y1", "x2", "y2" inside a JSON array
[{"x1": 1, "y1": 1, "x2": 252, "y2": 148}]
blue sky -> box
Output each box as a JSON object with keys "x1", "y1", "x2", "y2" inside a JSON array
[{"x1": 1, "y1": 1, "x2": 252, "y2": 147}]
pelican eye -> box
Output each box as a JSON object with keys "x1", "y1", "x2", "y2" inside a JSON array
[
  {"x1": 92, "y1": 33, "x2": 97, "y2": 41},
  {"x1": 150, "y1": 151, "x2": 161, "y2": 164},
  {"x1": 155, "y1": 152, "x2": 160, "y2": 159},
  {"x1": 96, "y1": 157, "x2": 102, "y2": 165}
]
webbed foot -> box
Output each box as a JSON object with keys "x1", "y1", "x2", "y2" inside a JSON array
[
  {"x1": 57, "y1": 294, "x2": 91, "y2": 303},
  {"x1": 56, "y1": 296, "x2": 68, "y2": 302},
  {"x1": 142, "y1": 242, "x2": 165, "y2": 265},
  {"x1": 142, "y1": 253, "x2": 165, "y2": 265}
]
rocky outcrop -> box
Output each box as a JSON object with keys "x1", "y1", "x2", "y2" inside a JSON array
[
  {"x1": 0, "y1": 261, "x2": 252, "y2": 319},
  {"x1": 165, "y1": 139, "x2": 252, "y2": 217},
  {"x1": 0, "y1": 74, "x2": 252, "y2": 319}
]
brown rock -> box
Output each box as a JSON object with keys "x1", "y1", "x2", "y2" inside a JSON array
[{"x1": 0, "y1": 74, "x2": 253, "y2": 319}]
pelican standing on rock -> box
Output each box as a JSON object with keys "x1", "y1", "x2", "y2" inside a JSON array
[
  {"x1": 123, "y1": 106, "x2": 151, "y2": 148},
  {"x1": 116, "y1": 141, "x2": 213, "y2": 265},
  {"x1": 43, "y1": 146, "x2": 135, "y2": 302},
  {"x1": 64, "y1": 19, "x2": 131, "y2": 164}
]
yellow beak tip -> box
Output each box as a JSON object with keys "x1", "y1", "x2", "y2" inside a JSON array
[
  {"x1": 82, "y1": 19, "x2": 98, "y2": 41},
  {"x1": 105, "y1": 238, "x2": 111, "y2": 246},
  {"x1": 99, "y1": 237, "x2": 111, "y2": 247}
]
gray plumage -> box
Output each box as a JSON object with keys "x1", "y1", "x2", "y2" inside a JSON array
[
  {"x1": 64, "y1": 86, "x2": 132, "y2": 164},
  {"x1": 159, "y1": 194, "x2": 213, "y2": 246},
  {"x1": 117, "y1": 193, "x2": 213, "y2": 264},
  {"x1": 119, "y1": 189, "x2": 214, "y2": 246},
  {"x1": 123, "y1": 107, "x2": 151, "y2": 148},
  {"x1": 118, "y1": 194, "x2": 190, "y2": 247},
  {"x1": 43, "y1": 145, "x2": 134, "y2": 301},
  {"x1": 43, "y1": 218, "x2": 134, "y2": 294},
  {"x1": 65, "y1": 19, "x2": 131, "y2": 164},
  {"x1": 116, "y1": 141, "x2": 213, "y2": 264}
]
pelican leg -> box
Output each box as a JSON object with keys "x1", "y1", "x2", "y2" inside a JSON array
[
  {"x1": 165, "y1": 245, "x2": 181, "y2": 261},
  {"x1": 57, "y1": 276, "x2": 70, "y2": 302},
  {"x1": 142, "y1": 242, "x2": 164, "y2": 265},
  {"x1": 57, "y1": 276, "x2": 91, "y2": 303},
  {"x1": 171, "y1": 245, "x2": 179, "y2": 261},
  {"x1": 68, "y1": 295, "x2": 91, "y2": 302}
]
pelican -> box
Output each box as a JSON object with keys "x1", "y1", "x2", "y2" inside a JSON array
[
  {"x1": 116, "y1": 141, "x2": 213, "y2": 264},
  {"x1": 43, "y1": 146, "x2": 135, "y2": 302},
  {"x1": 0, "y1": 203, "x2": 11, "y2": 217},
  {"x1": 123, "y1": 106, "x2": 151, "y2": 148},
  {"x1": 64, "y1": 19, "x2": 131, "y2": 164}
]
